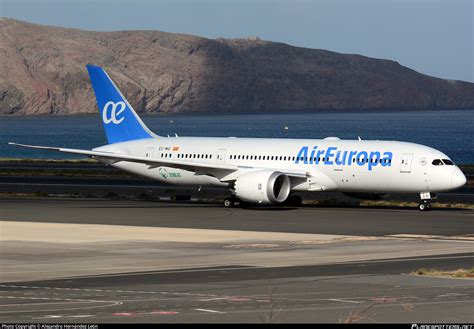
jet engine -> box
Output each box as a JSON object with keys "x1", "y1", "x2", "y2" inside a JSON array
[{"x1": 234, "y1": 170, "x2": 291, "y2": 204}]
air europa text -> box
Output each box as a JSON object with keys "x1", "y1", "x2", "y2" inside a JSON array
[{"x1": 295, "y1": 146, "x2": 393, "y2": 171}]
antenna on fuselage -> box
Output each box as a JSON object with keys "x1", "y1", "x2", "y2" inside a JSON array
[{"x1": 358, "y1": 136, "x2": 362, "y2": 141}]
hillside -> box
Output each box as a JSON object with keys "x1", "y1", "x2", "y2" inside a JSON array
[{"x1": 1, "y1": 18, "x2": 473, "y2": 115}]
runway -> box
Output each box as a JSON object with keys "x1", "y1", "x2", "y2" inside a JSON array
[
  {"x1": 1, "y1": 198, "x2": 473, "y2": 236},
  {"x1": 1, "y1": 198, "x2": 473, "y2": 323},
  {"x1": 1, "y1": 255, "x2": 474, "y2": 323}
]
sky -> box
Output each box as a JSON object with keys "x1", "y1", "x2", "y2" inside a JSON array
[{"x1": 1, "y1": 0, "x2": 472, "y2": 82}]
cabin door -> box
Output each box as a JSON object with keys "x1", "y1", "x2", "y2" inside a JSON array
[
  {"x1": 400, "y1": 153, "x2": 413, "y2": 173},
  {"x1": 216, "y1": 149, "x2": 227, "y2": 164},
  {"x1": 146, "y1": 147, "x2": 155, "y2": 158}
]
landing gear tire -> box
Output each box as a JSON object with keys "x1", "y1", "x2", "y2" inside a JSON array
[
  {"x1": 223, "y1": 198, "x2": 234, "y2": 208},
  {"x1": 418, "y1": 201, "x2": 431, "y2": 211}
]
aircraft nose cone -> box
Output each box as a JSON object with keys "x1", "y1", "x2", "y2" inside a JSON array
[{"x1": 451, "y1": 169, "x2": 467, "y2": 189}]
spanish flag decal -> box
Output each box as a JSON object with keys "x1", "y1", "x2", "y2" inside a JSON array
[{"x1": 172, "y1": 146, "x2": 179, "y2": 151}]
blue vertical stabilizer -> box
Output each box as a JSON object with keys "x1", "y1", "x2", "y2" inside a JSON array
[{"x1": 86, "y1": 65, "x2": 157, "y2": 144}]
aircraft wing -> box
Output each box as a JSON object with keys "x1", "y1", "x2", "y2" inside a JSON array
[{"x1": 8, "y1": 142, "x2": 308, "y2": 178}]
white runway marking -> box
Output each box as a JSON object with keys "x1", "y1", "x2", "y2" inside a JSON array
[
  {"x1": 328, "y1": 298, "x2": 362, "y2": 304},
  {"x1": 436, "y1": 293, "x2": 468, "y2": 298},
  {"x1": 197, "y1": 297, "x2": 228, "y2": 302},
  {"x1": 195, "y1": 308, "x2": 225, "y2": 314},
  {"x1": 0, "y1": 284, "x2": 219, "y2": 298}
]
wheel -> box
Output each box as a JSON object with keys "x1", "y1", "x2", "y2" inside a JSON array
[
  {"x1": 223, "y1": 198, "x2": 234, "y2": 208},
  {"x1": 425, "y1": 201, "x2": 432, "y2": 211},
  {"x1": 418, "y1": 202, "x2": 426, "y2": 211}
]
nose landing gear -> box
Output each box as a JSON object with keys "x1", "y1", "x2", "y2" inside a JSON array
[
  {"x1": 418, "y1": 200, "x2": 432, "y2": 211},
  {"x1": 418, "y1": 192, "x2": 434, "y2": 211}
]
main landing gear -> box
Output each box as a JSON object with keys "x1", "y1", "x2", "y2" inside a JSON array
[
  {"x1": 223, "y1": 195, "x2": 303, "y2": 208},
  {"x1": 418, "y1": 192, "x2": 434, "y2": 211},
  {"x1": 223, "y1": 198, "x2": 242, "y2": 208}
]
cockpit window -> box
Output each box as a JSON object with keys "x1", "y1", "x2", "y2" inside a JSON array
[
  {"x1": 432, "y1": 159, "x2": 443, "y2": 166},
  {"x1": 442, "y1": 159, "x2": 455, "y2": 165}
]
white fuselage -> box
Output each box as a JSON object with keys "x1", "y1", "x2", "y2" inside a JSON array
[{"x1": 95, "y1": 137, "x2": 466, "y2": 194}]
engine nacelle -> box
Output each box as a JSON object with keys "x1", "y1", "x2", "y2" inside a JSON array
[{"x1": 234, "y1": 170, "x2": 291, "y2": 204}]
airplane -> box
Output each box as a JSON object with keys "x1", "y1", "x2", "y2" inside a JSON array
[{"x1": 9, "y1": 65, "x2": 467, "y2": 211}]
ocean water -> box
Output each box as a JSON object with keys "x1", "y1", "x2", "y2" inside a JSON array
[{"x1": 1, "y1": 110, "x2": 473, "y2": 163}]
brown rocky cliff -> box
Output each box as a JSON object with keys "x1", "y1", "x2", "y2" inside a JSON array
[{"x1": 1, "y1": 18, "x2": 473, "y2": 115}]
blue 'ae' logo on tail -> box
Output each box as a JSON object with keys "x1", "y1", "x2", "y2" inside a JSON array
[
  {"x1": 86, "y1": 64, "x2": 157, "y2": 144},
  {"x1": 102, "y1": 101, "x2": 126, "y2": 124}
]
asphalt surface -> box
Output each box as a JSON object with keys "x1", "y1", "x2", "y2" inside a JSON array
[
  {"x1": 1, "y1": 198, "x2": 473, "y2": 323},
  {"x1": 1, "y1": 254, "x2": 473, "y2": 323},
  {"x1": 1, "y1": 198, "x2": 473, "y2": 236}
]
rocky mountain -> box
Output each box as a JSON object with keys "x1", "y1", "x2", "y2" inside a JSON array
[{"x1": 1, "y1": 18, "x2": 473, "y2": 116}]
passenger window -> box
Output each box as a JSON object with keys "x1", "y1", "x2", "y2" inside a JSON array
[
  {"x1": 442, "y1": 159, "x2": 454, "y2": 165},
  {"x1": 432, "y1": 159, "x2": 443, "y2": 166}
]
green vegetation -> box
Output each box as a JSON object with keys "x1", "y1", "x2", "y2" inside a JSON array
[
  {"x1": 0, "y1": 168, "x2": 135, "y2": 178},
  {"x1": 359, "y1": 200, "x2": 473, "y2": 210},
  {"x1": 303, "y1": 199, "x2": 473, "y2": 210},
  {"x1": 411, "y1": 268, "x2": 474, "y2": 279},
  {"x1": 0, "y1": 157, "x2": 99, "y2": 163}
]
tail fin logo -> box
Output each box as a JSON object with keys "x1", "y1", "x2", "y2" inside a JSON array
[{"x1": 102, "y1": 101, "x2": 126, "y2": 124}]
